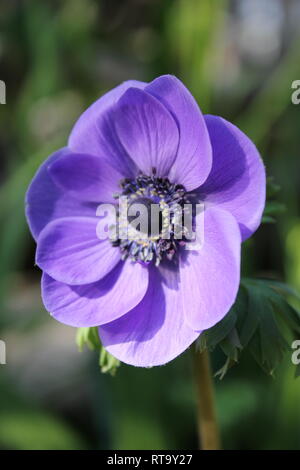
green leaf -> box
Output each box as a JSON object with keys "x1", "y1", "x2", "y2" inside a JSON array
[
  {"x1": 262, "y1": 280, "x2": 300, "y2": 302},
  {"x1": 219, "y1": 329, "x2": 241, "y2": 361},
  {"x1": 200, "y1": 284, "x2": 246, "y2": 353},
  {"x1": 263, "y1": 201, "x2": 286, "y2": 216},
  {"x1": 204, "y1": 307, "x2": 237, "y2": 350},
  {"x1": 266, "y1": 176, "x2": 281, "y2": 198},
  {"x1": 203, "y1": 278, "x2": 300, "y2": 378},
  {"x1": 214, "y1": 357, "x2": 233, "y2": 380},
  {"x1": 262, "y1": 215, "x2": 276, "y2": 224},
  {"x1": 261, "y1": 176, "x2": 285, "y2": 225},
  {"x1": 236, "y1": 283, "x2": 258, "y2": 347},
  {"x1": 243, "y1": 281, "x2": 288, "y2": 373}
]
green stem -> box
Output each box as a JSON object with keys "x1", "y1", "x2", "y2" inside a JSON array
[{"x1": 193, "y1": 348, "x2": 221, "y2": 450}]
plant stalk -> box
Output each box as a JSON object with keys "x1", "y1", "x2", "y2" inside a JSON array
[{"x1": 193, "y1": 347, "x2": 221, "y2": 450}]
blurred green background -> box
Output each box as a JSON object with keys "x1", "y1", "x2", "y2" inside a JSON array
[{"x1": 0, "y1": 0, "x2": 300, "y2": 450}]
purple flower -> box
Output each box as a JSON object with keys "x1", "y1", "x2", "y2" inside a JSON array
[{"x1": 25, "y1": 75, "x2": 266, "y2": 367}]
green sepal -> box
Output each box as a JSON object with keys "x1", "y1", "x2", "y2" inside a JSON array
[
  {"x1": 99, "y1": 347, "x2": 120, "y2": 376},
  {"x1": 76, "y1": 327, "x2": 101, "y2": 351},
  {"x1": 76, "y1": 327, "x2": 120, "y2": 376}
]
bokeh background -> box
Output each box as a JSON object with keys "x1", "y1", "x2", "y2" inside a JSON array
[{"x1": 0, "y1": 0, "x2": 300, "y2": 450}]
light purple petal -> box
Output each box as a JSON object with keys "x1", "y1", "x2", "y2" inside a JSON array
[
  {"x1": 42, "y1": 260, "x2": 149, "y2": 327},
  {"x1": 25, "y1": 148, "x2": 97, "y2": 241},
  {"x1": 113, "y1": 87, "x2": 179, "y2": 177},
  {"x1": 145, "y1": 75, "x2": 212, "y2": 190},
  {"x1": 180, "y1": 207, "x2": 241, "y2": 331},
  {"x1": 198, "y1": 115, "x2": 266, "y2": 240},
  {"x1": 99, "y1": 266, "x2": 200, "y2": 367},
  {"x1": 36, "y1": 217, "x2": 120, "y2": 285},
  {"x1": 49, "y1": 152, "x2": 123, "y2": 204},
  {"x1": 68, "y1": 80, "x2": 147, "y2": 176},
  {"x1": 96, "y1": 105, "x2": 138, "y2": 177}
]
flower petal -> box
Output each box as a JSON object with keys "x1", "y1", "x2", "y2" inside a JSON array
[
  {"x1": 113, "y1": 87, "x2": 179, "y2": 177},
  {"x1": 69, "y1": 80, "x2": 146, "y2": 176},
  {"x1": 145, "y1": 75, "x2": 212, "y2": 190},
  {"x1": 180, "y1": 206, "x2": 241, "y2": 331},
  {"x1": 25, "y1": 148, "x2": 97, "y2": 241},
  {"x1": 36, "y1": 217, "x2": 120, "y2": 285},
  {"x1": 42, "y1": 260, "x2": 148, "y2": 327},
  {"x1": 199, "y1": 115, "x2": 266, "y2": 240},
  {"x1": 49, "y1": 152, "x2": 123, "y2": 203},
  {"x1": 99, "y1": 265, "x2": 200, "y2": 367}
]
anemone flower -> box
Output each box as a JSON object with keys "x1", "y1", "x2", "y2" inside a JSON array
[{"x1": 25, "y1": 75, "x2": 265, "y2": 367}]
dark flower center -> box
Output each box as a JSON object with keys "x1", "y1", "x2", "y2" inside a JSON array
[
  {"x1": 111, "y1": 169, "x2": 194, "y2": 265},
  {"x1": 127, "y1": 197, "x2": 161, "y2": 236}
]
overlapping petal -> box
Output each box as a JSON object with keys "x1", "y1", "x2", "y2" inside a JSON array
[
  {"x1": 36, "y1": 217, "x2": 120, "y2": 285},
  {"x1": 113, "y1": 87, "x2": 179, "y2": 177},
  {"x1": 99, "y1": 265, "x2": 200, "y2": 367},
  {"x1": 69, "y1": 80, "x2": 146, "y2": 176},
  {"x1": 199, "y1": 115, "x2": 266, "y2": 240},
  {"x1": 25, "y1": 148, "x2": 97, "y2": 241},
  {"x1": 42, "y1": 260, "x2": 148, "y2": 327},
  {"x1": 145, "y1": 75, "x2": 212, "y2": 190},
  {"x1": 49, "y1": 152, "x2": 123, "y2": 204},
  {"x1": 68, "y1": 80, "x2": 146, "y2": 156}
]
